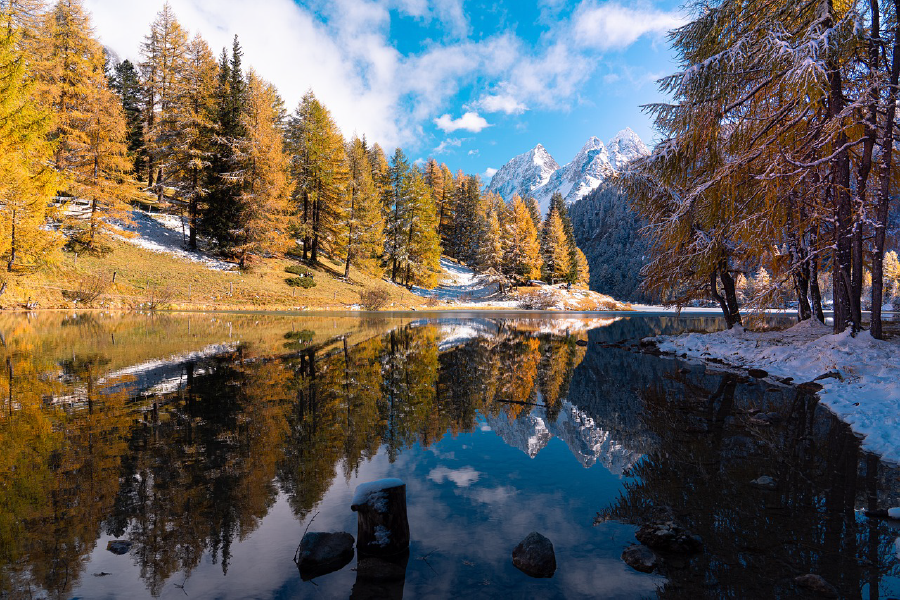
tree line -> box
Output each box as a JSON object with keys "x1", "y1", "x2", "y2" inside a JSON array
[
  {"x1": 623, "y1": 0, "x2": 900, "y2": 338},
  {"x1": 0, "y1": 0, "x2": 588, "y2": 291}
]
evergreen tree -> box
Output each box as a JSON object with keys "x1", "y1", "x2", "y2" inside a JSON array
[
  {"x1": 40, "y1": 0, "x2": 134, "y2": 249},
  {"x1": 139, "y1": 2, "x2": 188, "y2": 195},
  {"x1": 384, "y1": 148, "x2": 410, "y2": 281},
  {"x1": 438, "y1": 163, "x2": 455, "y2": 248},
  {"x1": 202, "y1": 41, "x2": 245, "y2": 252},
  {"x1": 547, "y1": 192, "x2": 578, "y2": 283},
  {"x1": 479, "y1": 209, "x2": 503, "y2": 272},
  {"x1": 402, "y1": 171, "x2": 441, "y2": 288},
  {"x1": 502, "y1": 195, "x2": 542, "y2": 283},
  {"x1": 340, "y1": 136, "x2": 384, "y2": 277},
  {"x1": 0, "y1": 10, "x2": 59, "y2": 271},
  {"x1": 574, "y1": 247, "x2": 589, "y2": 286},
  {"x1": 541, "y1": 210, "x2": 572, "y2": 283},
  {"x1": 285, "y1": 90, "x2": 347, "y2": 262},
  {"x1": 231, "y1": 71, "x2": 291, "y2": 268},
  {"x1": 172, "y1": 33, "x2": 217, "y2": 249},
  {"x1": 109, "y1": 59, "x2": 144, "y2": 179}
]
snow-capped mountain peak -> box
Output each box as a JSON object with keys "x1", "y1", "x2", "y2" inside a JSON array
[
  {"x1": 485, "y1": 144, "x2": 559, "y2": 201},
  {"x1": 607, "y1": 127, "x2": 650, "y2": 171},
  {"x1": 486, "y1": 128, "x2": 649, "y2": 215}
]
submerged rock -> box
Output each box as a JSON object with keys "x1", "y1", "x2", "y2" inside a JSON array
[
  {"x1": 635, "y1": 522, "x2": 703, "y2": 554},
  {"x1": 512, "y1": 531, "x2": 556, "y2": 578},
  {"x1": 621, "y1": 544, "x2": 659, "y2": 573},
  {"x1": 750, "y1": 476, "x2": 777, "y2": 490},
  {"x1": 794, "y1": 573, "x2": 838, "y2": 598},
  {"x1": 106, "y1": 540, "x2": 132, "y2": 555},
  {"x1": 296, "y1": 531, "x2": 355, "y2": 580}
]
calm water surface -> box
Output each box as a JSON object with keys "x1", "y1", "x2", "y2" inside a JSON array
[{"x1": 0, "y1": 312, "x2": 898, "y2": 599}]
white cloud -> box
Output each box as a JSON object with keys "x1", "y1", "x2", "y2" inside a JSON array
[
  {"x1": 483, "y1": 167, "x2": 498, "y2": 181},
  {"x1": 434, "y1": 111, "x2": 490, "y2": 133},
  {"x1": 434, "y1": 137, "x2": 464, "y2": 154},
  {"x1": 572, "y1": 2, "x2": 684, "y2": 50},
  {"x1": 427, "y1": 466, "x2": 481, "y2": 487},
  {"x1": 478, "y1": 94, "x2": 527, "y2": 115},
  {"x1": 467, "y1": 149, "x2": 479, "y2": 156}
]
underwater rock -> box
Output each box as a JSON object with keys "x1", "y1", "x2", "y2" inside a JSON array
[
  {"x1": 512, "y1": 531, "x2": 556, "y2": 578},
  {"x1": 621, "y1": 544, "x2": 659, "y2": 573},
  {"x1": 106, "y1": 540, "x2": 132, "y2": 555}
]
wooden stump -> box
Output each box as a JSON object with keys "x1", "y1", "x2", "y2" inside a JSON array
[{"x1": 351, "y1": 478, "x2": 409, "y2": 556}]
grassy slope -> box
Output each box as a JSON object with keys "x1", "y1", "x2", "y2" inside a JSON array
[{"x1": 1, "y1": 238, "x2": 429, "y2": 311}]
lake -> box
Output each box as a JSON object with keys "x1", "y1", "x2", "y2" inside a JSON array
[{"x1": 0, "y1": 312, "x2": 898, "y2": 599}]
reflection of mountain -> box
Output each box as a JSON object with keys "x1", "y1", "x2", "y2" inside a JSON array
[{"x1": 484, "y1": 399, "x2": 642, "y2": 475}]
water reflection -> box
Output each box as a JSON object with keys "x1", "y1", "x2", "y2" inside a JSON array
[{"x1": 0, "y1": 312, "x2": 896, "y2": 599}]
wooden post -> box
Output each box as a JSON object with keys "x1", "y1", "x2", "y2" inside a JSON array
[
  {"x1": 351, "y1": 479, "x2": 409, "y2": 556},
  {"x1": 112, "y1": 271, "x2": 117, "y2": 283}
]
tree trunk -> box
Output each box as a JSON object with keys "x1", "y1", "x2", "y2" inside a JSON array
[
  {"x1": 351, "y1": 481, "x2": 410, "y2": 556},
  {"x1": 7, "y1": 210, "x2": 15, "y2": 272},
  {"x1": 872, "y1": 0, "x2": 900, "y2": 339},
  {"x1": 720, "y1": 264, "x2": 742, "y2": 327},
  {"x1": 710, "y1": 270, "x2": 735, "y2": 329},
  {"x1": 189, "y1": 170, "x2": 198, "y2": 250}
]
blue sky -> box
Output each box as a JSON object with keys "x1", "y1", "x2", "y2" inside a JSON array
[{"x1": 85, "y1": 0, "x2": 685, "y2": 181}]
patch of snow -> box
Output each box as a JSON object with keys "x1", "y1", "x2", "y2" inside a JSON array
[
  {"x1": 653, "y1": 320, "x2": 900, "y2": 464},
  {"x1": 373, "y1": 525, "x2": 391, "y2": 547},
  {"x1": 351, "y1": 478, "x2": 404, "y2": 513},
  {"x1": 889, "y1": 507, "x2": 900, "y2": 519},
  {"x1": 115, "y1": 211, "x2": 236, "y2": 271}
]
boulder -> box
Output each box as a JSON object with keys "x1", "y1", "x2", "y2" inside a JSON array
[
  {"x1": 512, "y1": 532, "x2": 556, "y2": 578},
  {"x1": 106, "y1": 540, "x2": 132, "y2": 555},
  {"x1": 635, "y1": 522, "x2": 703, "y2": 554},
  {"x1": 750, "y1": 476, "x2": 777, "y2": 491},
  {"x1": 794, "y1": 574, "x2": 839, "y2": 598},
  {"x1": 295, "y1": 531, "x2": 355, "y2": 580},
  {"x1": 748, "y1": 368, "x2": 768, "y2": 379},
  {"x1": 797, "y1": 382, "x2": 824, "y2": 393},
  {"x1": 621, "y1": 544, "x2": 659, "y2": 573}
]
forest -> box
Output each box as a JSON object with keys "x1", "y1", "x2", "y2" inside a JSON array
[
  {"x1": 622, "y1": 0, "x2": 900, "y2": 338},
  {"x1": 0, "y1": 0, "x2": 588, "y2": 302}
]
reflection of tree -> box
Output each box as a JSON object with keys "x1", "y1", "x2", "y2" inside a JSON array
[
  {"x1": 0, "y1": 317, "x2": 592, "y2": 598},
  {"x1": 600, "y1": 375, "x2": 900, "y2": 599}
]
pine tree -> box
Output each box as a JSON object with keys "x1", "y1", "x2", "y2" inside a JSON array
[
  {"x1": 479, "y1": 209, "x2": 503, "y2": 272},
  {"x1": 438, "y1": 163, "x2": 455, "y2": 247},
  {"x1": 574, "y1": 247, "x2": 589, "y2": 286},
  {"x1": 384, "y1": 148, "x2": 410, "y2": 281},
  {"x1": 541, "y1": 210, "x2": 572, "y2": 284},
  {"x1": 108, "y1": 59, "x2": 144, "y2": 179},
  {"x1": 202, "y1": 40, "x2": 246, "y2": 252},
  {"x1": 39, "y1": 0, "x2": 134, "y2": 249},
  {"x1": 0, "y1": 11, "x2": 59, "y2": 271},
  {"x1": 501, "y1": 195, "x2": 542, "y2": 283},
  {"x1": 285, "y1": 90, "x2": 347, "y2": 262},
  {"x1": 139, "y1": 2, "x2": 188, "y2": 195},
  {"x1": 340, "y1": 136, "x2": 384, "y2": 277},
  {"x1": 402, "y1": 170, "x2": 441, "y2": 288},
  {"x1": 172, "y1": 33, "x2": 217, "y2": 249},
  {"x1": 547, "y1": 192, "x2": 578, "y2": 283},
  {"x1": 231, "y1": 71, "x2": 291, "y2": 268}
]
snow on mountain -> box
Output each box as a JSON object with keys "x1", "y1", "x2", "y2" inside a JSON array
[
  {"x1": 607, "y1": 127, "x2": 650, "y2": 171},
  {"x1": 486, "y1": 129, "x2": 650, "y2": 215},
  {"x1": 484, "y1": 143, "x2": 559, "y2": 201}
]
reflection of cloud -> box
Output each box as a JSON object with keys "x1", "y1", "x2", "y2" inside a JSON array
[
  {"x1": 479, "y1": 423, "x2": 491, "y2": 432},
  {"x1": 427, "y1": 465, "x2": 481, "y2": 487},
  {"x1": 468, "y1": 485, "x2": 516, "y2": 505}
]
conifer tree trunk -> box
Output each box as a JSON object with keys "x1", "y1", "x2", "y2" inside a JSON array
[
  {"x1": 189, "y1": 170, "x2": 198, "y2": 249},
  {"x1": 872, "y1": 0, "x2": 900, "y2": 340},
  {"x1": 810, "y1": 246, "x2": 825, "y2": 323},
  {"x1": 7, "y1": 211, "x2": 15, "y2": 272},
  {"x1": 830, "y1": 64, "x2": 856, "y2": 333},
  {"x1": 719, "y1": 263, "x2": 742, "y2": 328}
]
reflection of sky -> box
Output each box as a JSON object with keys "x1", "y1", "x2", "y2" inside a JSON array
[{"x1": 72, "y1": 418, "x2": 662, "y2": 599}]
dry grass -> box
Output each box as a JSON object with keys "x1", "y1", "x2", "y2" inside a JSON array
[{"x1": 0, "y1": 238, "x2": 429, "y2": 311}]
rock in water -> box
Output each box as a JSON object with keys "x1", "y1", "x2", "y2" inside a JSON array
[
  {"x1": 295, "y1": 531, "x2": 355, "y2": 580},
  {"x1": 351, "y1": 479, "x2": 410, "y2": 556},
  {"x1": 635, "y1": 522, "x2": 703, "y2": 554},
  {"x1": 750, "y1": 476, "x2": 777, "y2": 490},
  {"x1": 106, "y1": 540, "x2": 132, "y2": 555},
  {"x1": 512, "y1": 532, "x2": 556, "y2": 578},
  {"x1": 794, "y1": 574, "x2": 838, "y2": 598},
  {"x1": 621, "y1": 544, "x2": 659, "y2": 573}
]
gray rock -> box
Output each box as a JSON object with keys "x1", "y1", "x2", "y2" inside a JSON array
[
  {"x1": 296, "y1": 531, "x2": 355, "y2": 580},
  {"x1": 635, "y1": 521, "x2": 703, "y2": 554},
  {"x1": 106, "y1": 540, "x2": 132, "y2": 555},
  {"x1": 750, "y1": 476, "x2": 777, "y2": 490},
  {"x1": 512, "y1": 531, "x2": 556, "y2": 578},
  {"x1": 794, "y1": 573, "x2": 839, "y2": 598},
  {"x1": 748, "y1": 368, "x2": 768, "y2": 378},
  {"x1": 621, "y1": 544, "x2": 659, "y2": 573}
]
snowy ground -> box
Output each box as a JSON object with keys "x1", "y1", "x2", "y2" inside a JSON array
[
  {"x1": 651, "y1": 320, "x2": 900, "y2": 464},
  {"x1": 115, "y1": 210, "x2": 236, "y2": 271},
  {"x1": 409, "y1": 258, "x2": 626, "y2": 310},
  {"x1": 409, "y1": 258, "x2": 520, "y2": 308}
]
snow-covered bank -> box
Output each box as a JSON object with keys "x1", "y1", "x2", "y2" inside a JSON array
[
  {"x1": 116, "y1": 210, "x2": 236, "y2": 271},
  {"x1": 651, "y1": 320, "x2": 900, "y2": 464}
]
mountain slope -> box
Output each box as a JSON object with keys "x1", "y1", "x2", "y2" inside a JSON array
[
  {"x1": 486, "y1": 128, "x2": 650, "y2": 215},
  {"x1": 484, "y1": 143, "x2": 559, "y2": 201}
]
